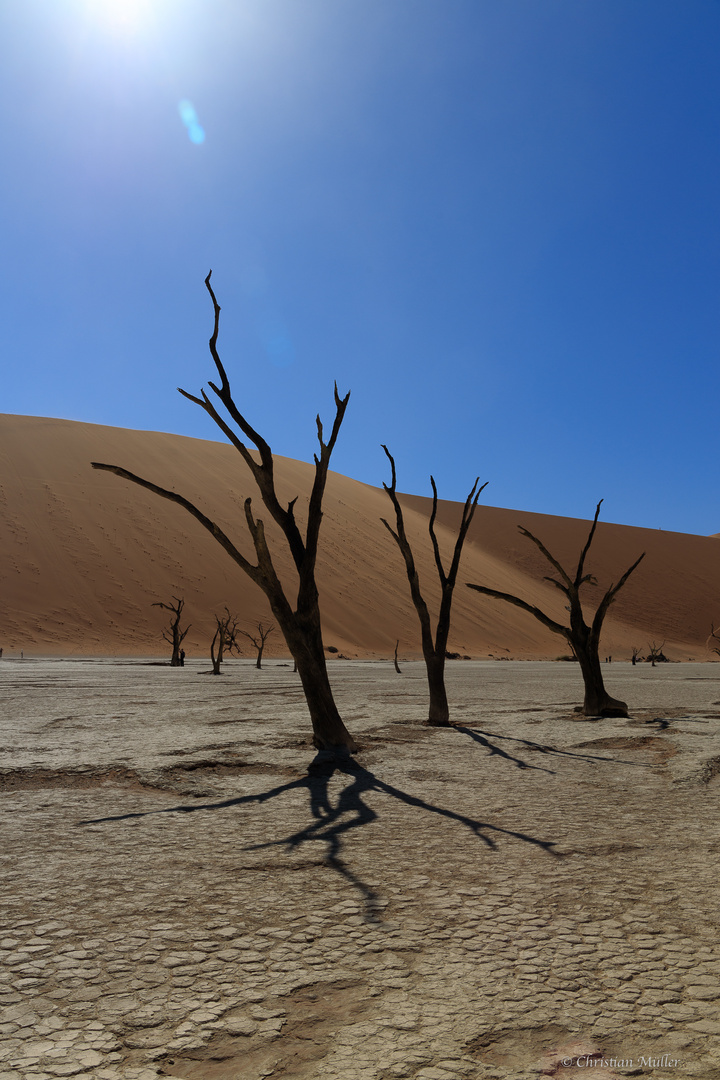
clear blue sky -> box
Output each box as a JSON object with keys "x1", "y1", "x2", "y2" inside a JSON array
[{"x1": 2, "y1": 0, "x2": 718, "y2": 534}]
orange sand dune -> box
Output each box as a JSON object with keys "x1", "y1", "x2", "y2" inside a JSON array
[{"x1": 1, "y1": 414, "x2": 718, "y2": 661}]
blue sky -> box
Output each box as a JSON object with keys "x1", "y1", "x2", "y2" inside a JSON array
[{"x1": 1, "y1": 0, "x2": 718, "y2": 534}]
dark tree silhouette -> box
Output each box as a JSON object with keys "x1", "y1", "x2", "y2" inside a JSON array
[
  {"x1": 152, "y1": 596, "x2": 189, "y2": 667},
  {"x1": 239, "y1": 621, "x2": 274, "y2": 669},
  {"x1": 646, "y1": 640, "x2": 667, "y2": 667},
  {"x1": 92, "y1": 271, "x2": 356, "y2": 753},
  {"x1": 381, "y1": 446, "x2": 486, "y2": 726},
  {"x1": 211, "y1": 607, "x2": 240, "y2": 675},
  {"x1": 467, "y1": 501, "x2": 645, "y2": 717},
  {"x1": 709, "y1": 624, "x2": 720, "y2": 659},
  {"x1": 631, "y1": 645, "x2": 643, "y2": 666},
  {"x1": 393, "y1": 639, "x2": 401, "y2": 674}
]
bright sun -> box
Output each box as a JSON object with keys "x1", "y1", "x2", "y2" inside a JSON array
[{"x1": 83, "y1": 0, "x2": 157, "y2": 35}]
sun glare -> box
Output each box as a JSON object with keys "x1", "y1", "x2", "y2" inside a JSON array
[{"x1": 83, "y1": 0, "x2": 156, "y2": 35}]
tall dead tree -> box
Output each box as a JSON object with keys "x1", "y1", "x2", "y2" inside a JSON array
[
  {"x1": 239, "y1": 621, "x2": 274, "y2": 669},
  {"x1": 92, "y1": 271, "x2": 357, "y2": 753},
  {"x1": 708, "y1": 624, "x2": 720, "y2": 658},
  {"x1": 211, "y1": 607, "x2": 241, "y2": 675},
  {"x1": 152, "y1": 596, "x2": 189, "y2": 667},
  {"x1": 381, "y1": 446, "x2": 486, "y2": 726},
  {"x1": 467, "y1": 501, "x2": 644, "y2": 717}
]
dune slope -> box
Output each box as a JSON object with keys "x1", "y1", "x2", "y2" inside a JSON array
[{"x1": 1, "y1": 414, "x2": 717, "y2": 660}]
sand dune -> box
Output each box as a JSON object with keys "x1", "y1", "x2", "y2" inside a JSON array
[{"x1": 1, "y1": 413, "x2": 718, "y2": 660}]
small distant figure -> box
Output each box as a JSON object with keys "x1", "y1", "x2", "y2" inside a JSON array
[
  {"x1": 179, "y1": 648, "x2": 185, "y2": 667},
  {"x1": 20, "y1": 650, "x2": 23, "y2": 660}
]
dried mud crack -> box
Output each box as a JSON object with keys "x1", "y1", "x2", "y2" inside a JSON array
[{"x1": 1, "y1": 660, "x2": 720, "y2": 1080}]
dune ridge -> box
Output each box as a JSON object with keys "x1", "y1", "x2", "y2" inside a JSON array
[{"x1": 1, "y1": 414, "x2": 718, "y2": 661}]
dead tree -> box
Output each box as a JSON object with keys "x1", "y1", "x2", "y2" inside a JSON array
[
  {"x1": 631, "y1": 645, "x2": 643, "y2": 666},
  {"x1": 239, "y1": 621, "x2": 274, "y2": 669},
  {"x1": 394, "y1": 639, "x2": 401, "y2": 674},
  {"x1": 211, "y1": 607, "x2": 240, "y2": 675},
  {"x1": 92, "y1": 271, "x2": 357, "y2": 753},
  {"x1": 152, "y1": 596, "x2": 190, "y2": 666},
  {"x1": 708, "y1": 624, "x2": 720, "y2": 659},
  {"x1": 647, "y1": 640, "x2": 667, "y2": 667},
  {"x1": 381, "y1": 446, "x2": 486, "y2": 726},
  {"x1": 467, "y1": 501, "x2": 645, "y2": 717}
]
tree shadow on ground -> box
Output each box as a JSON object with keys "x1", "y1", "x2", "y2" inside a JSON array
[
  {"x1": 78, "y1": 753, "x2": 559, "y2": 920},
  {"x1": 452, "y1": 725, "x2": 658, "y2": 771}
]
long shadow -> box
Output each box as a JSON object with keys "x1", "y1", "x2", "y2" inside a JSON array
[
  {"x1": 453, "y1": 726, "x2": 556, "y2": 773},
  {"x1": 453, "y1": 725, "x2": 657, "y2": 769},
  {"x1": 78, "y1": 753, "x2": 560, "y2": 920}
]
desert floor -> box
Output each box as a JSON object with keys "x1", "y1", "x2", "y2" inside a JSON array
[{"x1": 1, "y1": 659, "x2": 720, "y2": 1080}]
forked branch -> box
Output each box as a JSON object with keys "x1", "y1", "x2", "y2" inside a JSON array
[
  {"x1": 467, "y1": 502, "x2": 645, "y2": 717},
  {"x1": 381, "y1": 444, "x2": 487, "y2": 726},
  {"x1": 91, "y1": 272, "x2": 356, "y2": 752}
]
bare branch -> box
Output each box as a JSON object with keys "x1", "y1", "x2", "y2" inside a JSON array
[
  {"x1": 467, "y1": 501, "x2": 644, "y2": 717},
  {"x1": 380, "y1": 517, "x2": 401, "y2": 545},
  {"x1": 92, "y1": 274, "x2": 357, "y2": 751},
  {"x1": 91, "y1": 463, "x2": 260, "y2": 584},
  {"x1": 590, "y1": 553, "x2": 645, "y2": 641},
  {"x1": 575, "y1": 500, "x2": 603, "y2": 587},
  {"x1": 445, "y1": 478, "x2": 487, "y2": 590},
  {"x1": 428, "y1": 476, "x2": 446, "y2": 587},
  {"x1": 382, "y1": 447, "x2": 487, "y2": 725},
  {"x1": 303, "y1": 389, "x2": 351, "y2": 578},
  {"x1": 517, "y1": 526, "x2": 574, "y2": 590},
  {"x1": 466, "y1": 583, "x2": 567, "y2": 638}
]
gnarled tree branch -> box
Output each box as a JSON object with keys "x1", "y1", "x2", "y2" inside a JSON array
[
  {"x1": 467, "y1": 504, "x2": 644, "y2": 717},
  {"x1": 382, "y1": 445, "x2": 486, "y2": 726}
]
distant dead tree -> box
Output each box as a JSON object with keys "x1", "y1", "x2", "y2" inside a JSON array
[
  {"x1": 381, "y1": 446, "x2": 486, "y2": 726},
  {"x1": 708, "y1": 624, "x2": 720, "y2": 659},
  {"x1": 211, "y1": 607, "x2": 241, "y2": 675},
  {"x1": 394, "y1": 639, "x2": 401, "y2": 674},
  {"x1": 92, "y1": 271, "x2": 357, "y2": 753},
  {"x1": 239, "y1": 621, "x2": 274, "y2": 669},
  {"x1": 152, "y1": 596, "x2": 190, "y2": 667},
  {"x1": 646, "y1": 640, "x2": 667, "y2": 667},
  {"x1": 631, "y1": 645, "x2": 643, "y2": 666},
  {"x1": 467, "y1": 501, "x2": 645, "y2": 717}
]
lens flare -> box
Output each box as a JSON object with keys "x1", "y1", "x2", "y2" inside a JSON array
[{"x1": 178, "y1": 99, "x2": 205, "y2": 144}]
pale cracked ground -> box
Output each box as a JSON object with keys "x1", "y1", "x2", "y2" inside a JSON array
[{"x1": 1, "y1": 659, "x2": 720, "y2": 1080}]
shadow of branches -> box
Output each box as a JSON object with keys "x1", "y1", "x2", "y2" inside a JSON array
[
  {"x1": 78, "y1": 751, "x2": 560, "y2": 920},
  {"x1": 453, "y1": 725, "x2": 657, "y2": 770}
]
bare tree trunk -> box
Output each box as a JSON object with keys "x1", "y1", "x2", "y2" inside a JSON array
[
  {"x1": 210, "y1": 627, "x2": 223, "y2": 674},
  {"x1": 426, "y1": 653, "x2": 449, "y2": 725},
  {"x1": 574, "y1": 637, "x2": 628, "y2": 716},
  {"x1": 282, "y1": 618, "x2": 356, "y2": 750},
  {"x1": 468, "y1": 502, "x2": 644, "y2": 718},
  {"x1": 152, "y1": 597, "x2": 189, "y2": 667},
  {"x1": 93, "y1": 273, "x2": 355, "y2": 754},
  {"x1": 381, "y1": 447, "x2": 486, "y2": 727},
  {"x1": 393, "y1": 640, "x2": 401, "y2": 674},
  {"x1": 210, "y1": 608, "x2": 239, "y2": 675},
  {"x1": 239, "y1": 621, "x2": 274, "y2": 670}
]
